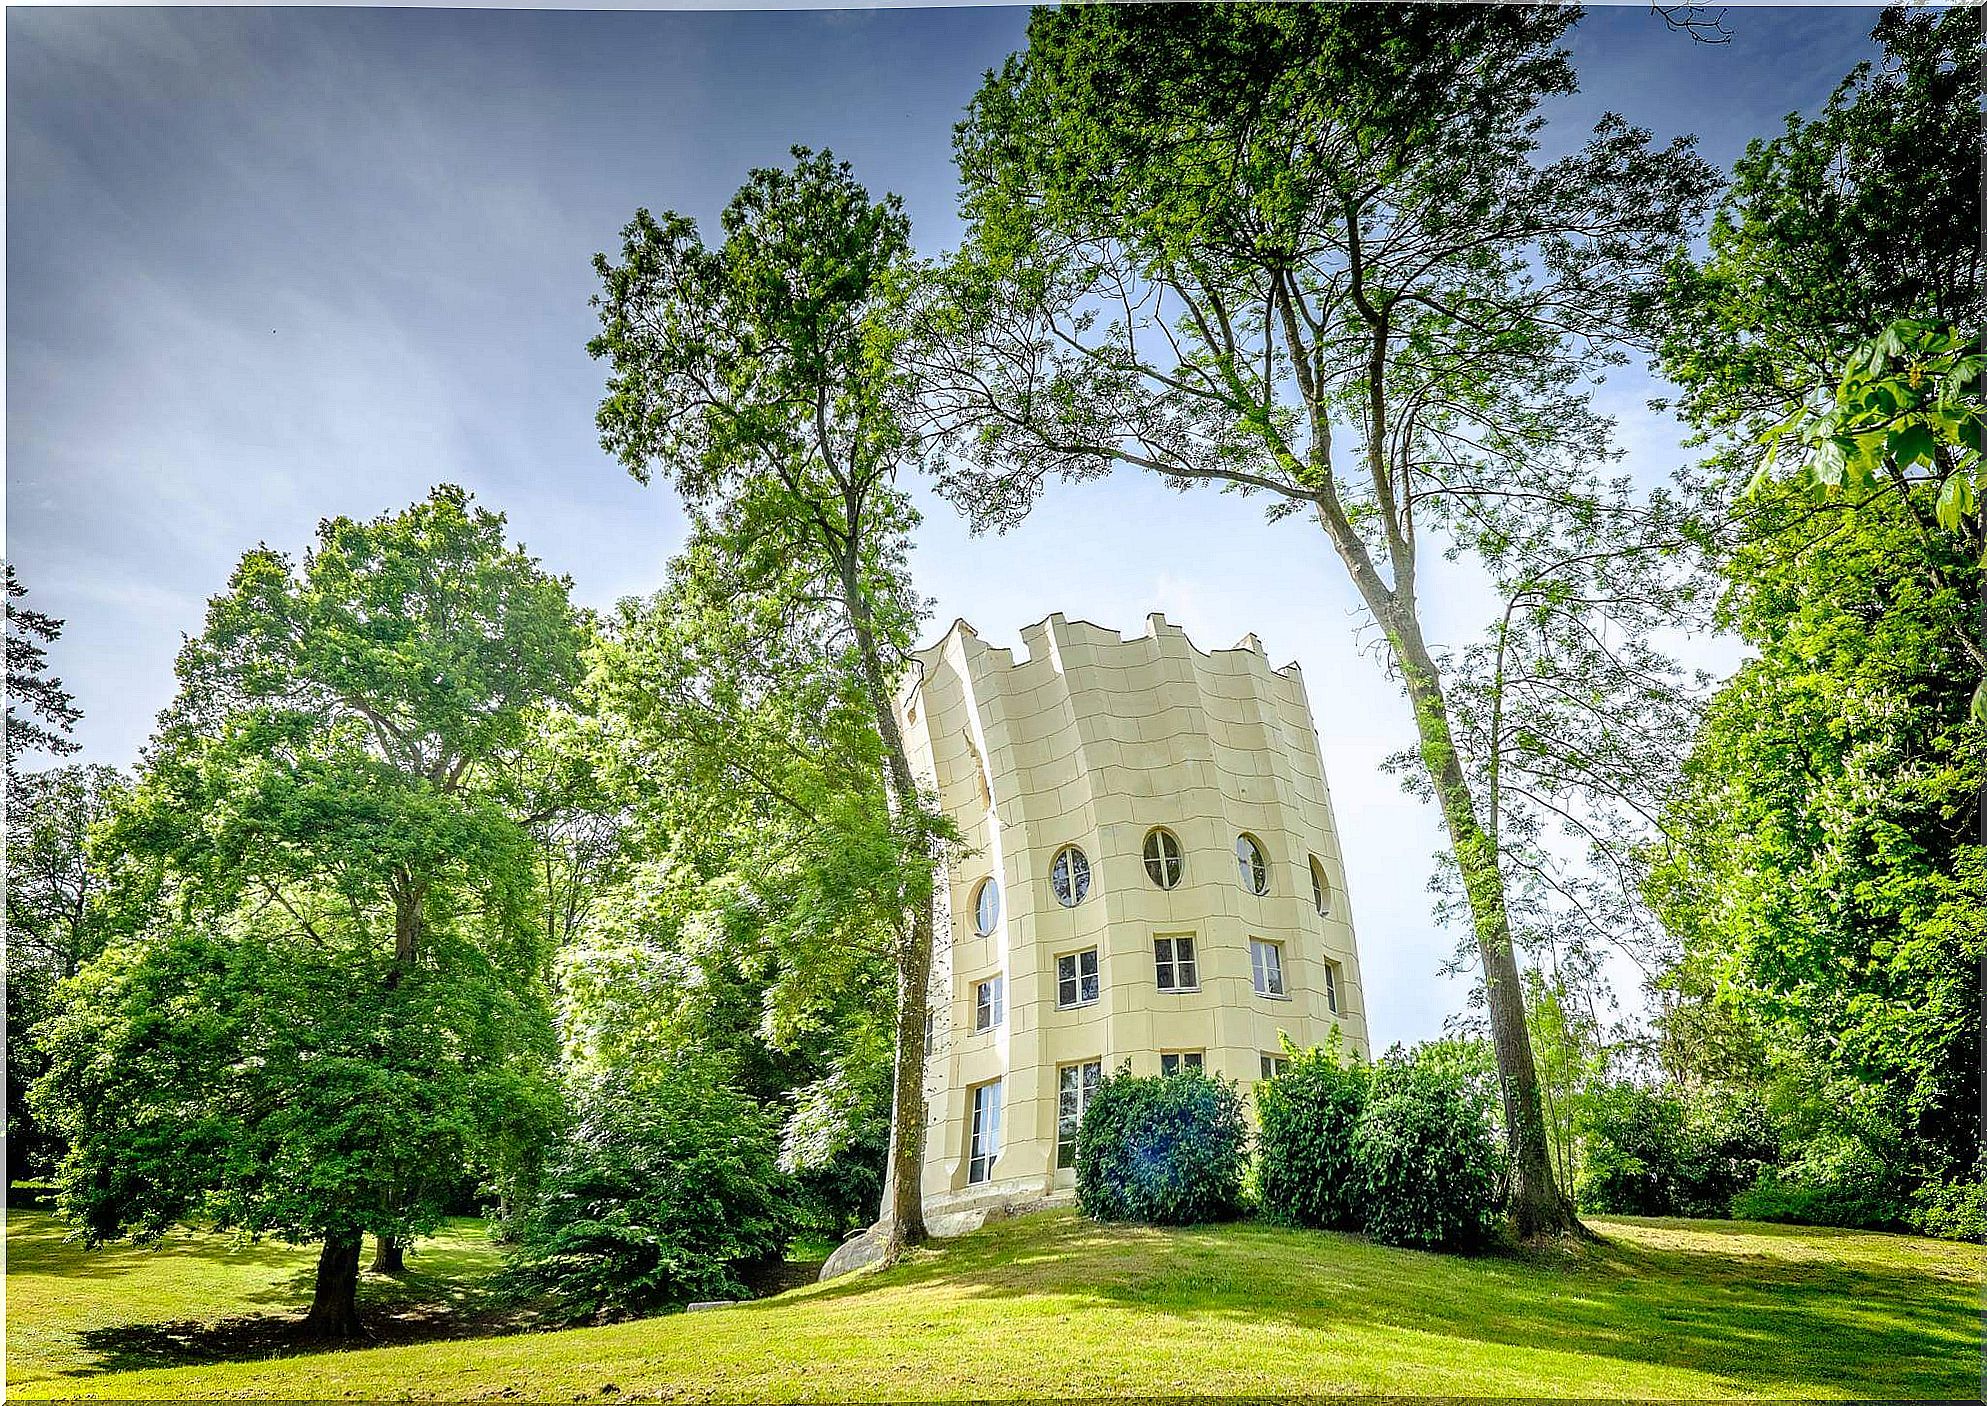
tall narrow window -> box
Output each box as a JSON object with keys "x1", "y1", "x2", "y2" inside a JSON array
[
  {"x1": 1310, "y1": 856, "x2": 1331, "y2": 916},
  {"x1": 974, "y1": 975, "x2": 1005, "y2": 1032},
  {"x1": 1057, "y1": 948, "x2": 1100, "y2": 1008},
  {"x1": 1160, "y1": 1050, "x2": 1205, "y2": 1077},
  {"x1": 974, "y1": 877, "x2": 1000, "y2": 936},
  {"x1": 1050, "y1": 845, "x2": 1091, "y2": 907},
  {"x1": 1153, "y1": 934, "x2": 1199, "y2": 991},
  {"x1": 968, "y1": 1080, "x2": 1003, "y2": 1185},
  {"x1": 1142, "y1": 828, "x2": 1183, "y2": 889},
  {"x1": 923, "y1": 1011, "x2": 935, "y2": 1056},
  {"x1": 1250, "y1": 938, "x2": 1285, "y2": 997},
  {"x1": 1322, "y1": 960, "x2": 1340, "y2": 1015},
  {"x1": 1235, "y1": 834, "x2": 1269, "y2": 895},
  {"x1": 1056, "y1": 1059, "x2": 1102, "y2": 1169}
]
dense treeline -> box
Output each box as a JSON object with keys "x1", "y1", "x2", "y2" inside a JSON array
[{"x1": 5, "y1": 1, "x2": 1979, "y2": 1340}]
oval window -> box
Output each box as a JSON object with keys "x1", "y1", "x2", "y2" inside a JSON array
[
  {"x1": 1310, "y1": 856, "x2": 1331, "y2": 916},
  {"x1": 1235, "y1": 833, "x2": 1269, "y2": 896},
  {"x1": 1142, "y1": 827, "x2": 1184, "y2": 889},
  {"x1": 1050, "y1": 845, "x2": 1092, "y2": 907},
  {"x1": 974, "y1": 877, "x2": 1000, "y2": 935}
]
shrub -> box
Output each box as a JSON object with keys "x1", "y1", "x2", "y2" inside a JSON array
[
  {"x1": 1909, "y1": 1167, "x2": 1986, "y2": 1242},
  {"x1": 1575, "y1": 1082, "x2": 1689, "y2": 1215},
  {"x1": 1730, "y1": 1168, "x2": 1907, "y2": 1230},
  {"x1": 1354, "y1": 1048, "x2": 1502, "y2": 1251},
  {"x1": 1074, "y1": 1067, "x2": 1248, "y2": 1224},
  {"x1": 1256, "y1": 1039, "x2": 1368, "y2": 1230},
  {"x1": 503, "y1": 1066, "x2": 793, "y2": 1323}
]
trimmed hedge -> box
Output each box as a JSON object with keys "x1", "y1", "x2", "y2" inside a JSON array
[
  {"x1": 1074, "y1": 1067, "x2": 1248, "y2": 1224},
  {"x1": 1354, "y1": 1050, "x2": 1502, "y2": 1251},
  {"x1": 1256, "y1": 1043, "x2": 1368, "y2": 1230}
]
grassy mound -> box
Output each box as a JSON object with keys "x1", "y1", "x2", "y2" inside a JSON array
[{"x1": 8, "y1": 1206, "x2": 1977, "y2": 1399}]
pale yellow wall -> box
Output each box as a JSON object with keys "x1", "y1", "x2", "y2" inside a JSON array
[{"x1": 899, "y1": 612, "x2": 1370, "y2": 1210}]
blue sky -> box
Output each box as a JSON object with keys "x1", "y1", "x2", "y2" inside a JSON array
[{"x1": 6, "y1": 3, "x2": 1886, "y2": 1047}]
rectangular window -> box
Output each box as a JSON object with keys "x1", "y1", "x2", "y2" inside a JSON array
[
  {"x1": 1055, "y1": 1059, "x2": 1103, "y2": 1169},
  {"x1": 1160, "y1": 1050, "x2": 1205, "y2": 1077},
  {"x1": 974, "y1": 975, "x2": 1005, "y2": 1032},
  {"x1": 1153, "y1": 934, "x2": 1199, "y2": 991},
  {"x1": 924, "y1": 1011, "x2": 936, "y2": 1056},
  {"x1": 1323, "y1": 960, "x2": 1340, "y2": 1015},
  {"x1": 1057, "y1": 948, "x2": 1100, "y2": 1008},
  {"x1": 1250, "y1": 938, "x2": 1285, "y2": 997},
  {"x1": 1260, "y1": 1053, "x2": 1289, "y2": 1080},
  {"x1": 968, "y1": 1080, "x2": 1004, "y2": 1185}
]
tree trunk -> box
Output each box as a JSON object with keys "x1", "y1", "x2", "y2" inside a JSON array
[
  {"x1": 841, "y1": 569, "x2": 933, "y2": 1254},
  {"x1": 1387, "y1": 616, "x2": 1582, "y2": 1239},
  {"x1": 300, "y1": 1232, "x2": 364, "y2": 1338},
  {"x1": 369, "y1": 1234, "x2": 404, "y2": 1274}
]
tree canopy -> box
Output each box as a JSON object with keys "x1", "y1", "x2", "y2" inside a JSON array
[{"x1": 32, "y1": 486, "x2": 583, "y2": 1335}]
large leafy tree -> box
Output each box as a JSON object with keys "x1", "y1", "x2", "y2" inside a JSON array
[
  {"x1": 32, "y1": 486, "x2": 581, "y2": 1335},
  {"x1": 590, "y1": 149, "x2": 940, "y2": 1250},
  {"x1": 6, "y1": 564, "x2": 82, "y2": 783},
  {"x1": 925, "y1": 2, "x2": 1713, "y2": 1236},
  {"x1": 1648, "y1": 4, "x2": 1983, "y2": 1183}
]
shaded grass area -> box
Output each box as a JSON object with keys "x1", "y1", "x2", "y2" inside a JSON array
[
  {"x1": 5, "y1": 1208, "x2": 517, "y2": 1387},
  {"x1": 10, "y1": 1207, "x2": 1978, "y2": 1400}
]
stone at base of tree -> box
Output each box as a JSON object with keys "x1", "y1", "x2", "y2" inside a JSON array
[{"x1": 819, "y1": 1221, "x2": 889, "y2": 1281}]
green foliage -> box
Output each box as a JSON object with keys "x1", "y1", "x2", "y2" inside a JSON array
[
  {"x1": 1354, "y1": 1048, "x2": 1503, "y2": 1251},
  {"x1": 1731, "y1": 1169, "x2": 1906, "y2": 1233},
  {"x1": 1575, "y1": 1082, "x2": 1777, "y2": 1218},
  {"x1": 5, "y1": 564, "x2": 82, "y2": 782},
  {"x1": 1074, "y1": 1068, "x2": 1248, "y2": 1225},
  {"x1": 30, "y1": 487, "x2": 580, "y2": 1329},
  {"x1": 503, "y1": 1066, "x2": 792, "y2": 1324},
  {"x1": 1908, "y1": 1166, "x2": 1986, "y2": 1243},
  {"x1": 1255, "y1": 1034, "x2": 1369, "y2": 1231}
]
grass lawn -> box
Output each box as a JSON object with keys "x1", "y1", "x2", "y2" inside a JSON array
[
  {"x1": 7, "y1": 1206, "x2": 1979, "y2": 1401},
  {"x1": 6, "y1": 1208, "x2": 509, "y2": 1391}
]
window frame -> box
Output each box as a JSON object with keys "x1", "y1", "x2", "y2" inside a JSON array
[
  {"x1": 1322, "y1": 959, "x2": 1340, "y2": 1015},
  {"x1": 1235, "y1": 833, "x2": 1270, "y2": 896},
  {"x1": 1056, "y1": 946, "x2": 1101, "y2": 1009},
  {"x1": 1310, "y1": 856, "x2": 1331, "y2": 916},
  {"x1": 1160, "y1": 1050, "x2": 1206, "y2": 1077},
  {"x1": 1050, "y1": 844, "x2": 1092, "y2": 908},
  {"x1": 1142, "y1": 827, "x2": 1184, "y2": 889},
  {"x1": 1260, "y1": 1053, "x2": 1289, "y2": 1080},
  {"x1": 973, "y1": 974, "x2": 1005, "y2": 1033},
  {"x1": 1055, "y1": 1059, "x2": 1103, "y2": 1170},
  {"x1": 967, "y1": 1079, "x2": 1003, "y2": 1185},
  {"x1": 1152, "y1": 933, "x2": 1199, "y2": 992},
  {"x1": 973, "y1": 876, "x2": 1001, "y2": 936},
  {"x1": 1249, "y1": 937, "x2": 1287, "y2": 998}
]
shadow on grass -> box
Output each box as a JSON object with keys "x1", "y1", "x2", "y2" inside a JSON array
[
  {"x1": 796, "y1": 1211, "x2": 1976, "y2": 1397},
  {"x1": 5, "y1": 1214, "x2": 302, "y2": 1282}
]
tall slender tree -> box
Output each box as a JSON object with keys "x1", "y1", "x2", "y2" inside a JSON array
[
  {"x1": 590, "y1": 149, "x2": 942, "y2": 1252},
  {"x1": 925, "y1": 2, "x2": 1714, "y2": 1235}
]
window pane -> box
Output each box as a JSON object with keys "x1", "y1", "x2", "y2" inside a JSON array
[
  {"x1": 1186, "y1": 1052, "x2": 1203, "y2": 1072},
  {"x1": 1154, "y1": 937, "x2": 1173, "y2": 990},
  {"x1": 1058, "y1": 954, "x2": 1077, "y2": 1006},
  {"x1": 1080, "y1": 948, "x2": 1099, "y2": 1002},
  {"x1": 976, "y1": 878, "x2": 1000, "y2": 934},
  {"x1": 1324, "y1": 962, "x2": 1339, "y2": 1013},
  {"x1": 1161, "y1": 1053, "x2": 1179, "y2": 1076},
  {"x1": 1178, "y1": 937, "x2": 1197, "y2": 988},
  {"x1": 1052, "y1": 846, "x2": 1091, "y2": 906}
]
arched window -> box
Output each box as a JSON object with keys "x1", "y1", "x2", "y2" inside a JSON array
[
  {"x1": 1310, "y1": 856, "x2": 1331, "y2": 916},
  {"x1": 1050, "y1": 844, "x2": 1092, "y2": 907},
  {"x1": 973, "y1": 876, "x2": 1000, "y2": 935},
  {"x1": 1142, "y1": 827, "x2": 1184, "y2": 889},
  {"x1": 1235, "y1": 833, "x2": 1269, "y2": 896}
]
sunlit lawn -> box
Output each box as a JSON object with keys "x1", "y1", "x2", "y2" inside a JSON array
[
  {"x1": 9, "y1": 1203, "x2": 1979, "y2": 1400},
  {"x1": 5, "y1": 1207, "x2": 507, "y2": 1391}
]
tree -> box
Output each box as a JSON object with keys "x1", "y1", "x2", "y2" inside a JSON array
[
  {"x1": 31, "y1": 486, "x2": 580, "y2": 1335},
  {"x1": 5, "y1": 763, "x2": 128, "y2": 1177},
  {"x1": 924, "y1": 2, "x2": 1713, "y2": 1236},
  {"x1": 6, "y1": 564, "x2": 82, "y2": 783},
  {"x1": 589, "y1": 149, "x2": 942, "y2": 1252},
  {"x1": 1648, "y1": 2, "x2": 1983, "y2": 1191}
]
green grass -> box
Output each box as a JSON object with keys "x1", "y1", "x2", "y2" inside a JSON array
[
  {"x1": 6, "y1": 1209, "x2": 507, "y2": 1391},
  {"x1": 7, "y1": 1207, "x2": 1979, "y2": 1400}
]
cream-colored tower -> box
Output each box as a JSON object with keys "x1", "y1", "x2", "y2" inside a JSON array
[{"x1": 899, "y1": 611, "x2": 1370, "y2": 1214}]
